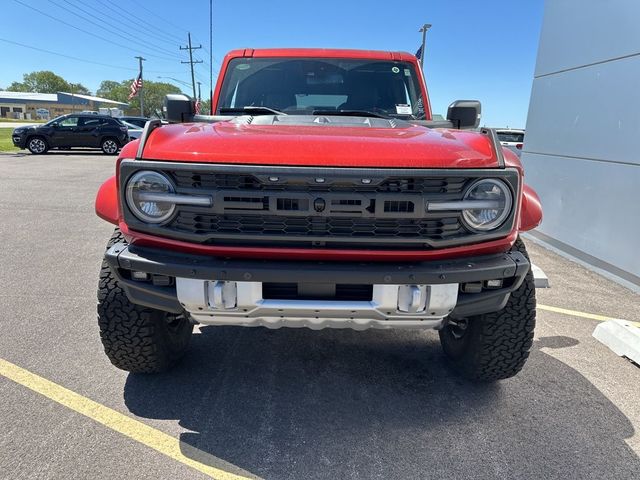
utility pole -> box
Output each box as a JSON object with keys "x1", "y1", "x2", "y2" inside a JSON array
[
  {"x1": 197, "y1": 81, "x2": 202, "y2": 103},
  {"x1": 135, "y1": 56, "x2": 146, "y2": 116},
  {"x1": 180, "y1": 33, "x2": 202, "y2": 99},
  {"x1": 418, "y1": 24, "x2": 432, "y2": 69}
]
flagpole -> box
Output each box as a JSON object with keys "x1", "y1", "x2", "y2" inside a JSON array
[{"x1": 135, "y1": 56, "x2": 146, "y2": 116}]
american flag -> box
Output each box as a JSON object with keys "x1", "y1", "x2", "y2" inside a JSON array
[
  {"x1": 195, "y1": 97, "x2": 202, "y2": 114},
  {"x1": 128, "y1": 73, "x2": 143, "y2": 100}
]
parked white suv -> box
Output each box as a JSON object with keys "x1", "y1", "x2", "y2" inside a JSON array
[{"x1": 496, "y1": 129, "x2": 525, "y2": 149}]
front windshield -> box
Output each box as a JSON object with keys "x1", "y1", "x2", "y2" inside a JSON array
[{"x1": 217, "y1": 57, "x2": 427, "y2": 119}]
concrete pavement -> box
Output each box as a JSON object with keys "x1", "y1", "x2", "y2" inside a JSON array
[{"x1": 0, "y1": 152, "x2": 638, "y2": 479}]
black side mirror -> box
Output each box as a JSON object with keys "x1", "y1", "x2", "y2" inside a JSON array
[
  {"x1": 163, "y1": 94, "x2": 195, "y2": 123},
  {"x1": 447, "y1": 100, "x2": 481, "y2": 129}
]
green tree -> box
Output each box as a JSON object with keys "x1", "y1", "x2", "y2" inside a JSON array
[
  {"x1": 96, "y1": 80, "x2": 129, "y2": 102},
  {"x1": 67, "y1": 82, "x2": 91, "y2": 95},
  {"x1": 7, "y1": 71, "x2": 90, "y2": 94},
  {"x1": 97, "y1": 79, "x2": 182, "y2": 116},
  {"x1": 199, "y1": 98, "x2": 212, "y2": 115}
]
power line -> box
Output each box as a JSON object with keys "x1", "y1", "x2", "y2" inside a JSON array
[
  {"x1": 131, "y1": 1, "x2": 220, "y2": 66},
  {"x1": 0, "y1": 37, "x2": 135, "y2": 72},
  {"x1": 96, "y1": 0, "x2": 221, "y2": 68},
  {"x1": 156, "y1": 76, "x2": 192, "y2": 89},
  {"x1": 0, "y1": 37, "x2": 184, "y2": 75},
  {"x1": 62, "y1": 0, "x2": 183, "y2": 56},
  {"x1": 135, "y1": 2, "x2": 193, "y2": 42},
  {"x1": 12, "y1": 0, "x2": 178, "y2": 62},
  {"x1": 48, "y1": 0, "x2": 183, "y2": 61},
  {"x1": 195, "y1": 72, "x2": 209, "y2": 88},
  {"x1": 91, "y1": 0, "x2": 187, "y2": 48},
  {"x1": 100, "y1": 0, "x2": 186, "y2": 44}
]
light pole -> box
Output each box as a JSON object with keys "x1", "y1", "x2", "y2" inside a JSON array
[{"x1": 418, "y1": 24, "x2": 432, "y2": 69}]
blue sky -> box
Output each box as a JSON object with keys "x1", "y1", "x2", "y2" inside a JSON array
[{"x1": 0, "y1": 0, "x2": 543, "y2": 127}]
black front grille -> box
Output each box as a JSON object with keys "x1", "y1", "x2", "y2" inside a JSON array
[
  {"x1": 173, "y1": 212, "x2": 463, "y2": 240},
  {"x1": 119, "y1": 160, "x2": 519, "y2": 250}
]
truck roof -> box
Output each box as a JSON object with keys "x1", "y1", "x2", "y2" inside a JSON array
[{"x1": 224, "y1": 48, "x2": 419, "y2": 62}]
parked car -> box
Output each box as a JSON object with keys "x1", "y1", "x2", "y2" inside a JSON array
[
  {"x1": 12, "y1": 113, "x2": 129, "y2": 155},
  {"x1": 496, "y1": 128, "x2": 525, "y2": 150},
  {"x1": 119, "y1": 116, "x2": 148, "y2": 128},
  {"x1": 121, "y1": 120, "x2": 143, "y2": 140},
  {"x1": 95, "y1": 48, "x2": 542, "y2": 382}
]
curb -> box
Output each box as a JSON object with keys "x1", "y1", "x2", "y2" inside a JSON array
[
  {"x1": 593, "y1": 319, "x2": 640, "y2": 366},
  {"x1": 532, "y1": 263, "x2": 550, "y2": 288}
]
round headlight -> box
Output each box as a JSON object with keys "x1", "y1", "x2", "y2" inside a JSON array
[
  {"x1": 461, "y1": 179, "x2": 513, "y2": 231},
  {"x1": 126, "y1": 171, "x2": 176, "y2": 223}
]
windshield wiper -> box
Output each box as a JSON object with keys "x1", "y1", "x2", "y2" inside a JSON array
[
  {"x1": 219, "y1": 106, "x2": 286, "y2": 116},
  {"x1": 312, "y1": 109, "x2": 389, "y2": 119}
]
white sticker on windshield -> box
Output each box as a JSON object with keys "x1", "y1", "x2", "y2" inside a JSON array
[
  {"x1": 391, "y1": 66, "x2": 400, "y2": 73},
  {"x1": 404, "y1": 68, "x2": 411, "y2": 76},
  {"x1": 396, "y1": 104, "x2": 412, "y2": 115}
]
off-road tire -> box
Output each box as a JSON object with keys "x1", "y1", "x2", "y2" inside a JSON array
[
  {"x1": 100, "y1": 137, "x2": 119, "y2": 155},
  {"x1": 439, "y1": 237, "x2": 536, "y2": 382},
  {"x1": 97, "y1": 229, "x2": 193, "y2": 373},
  {"x1": 27, "y1": 136, "x2": 48, "y2": 154}
]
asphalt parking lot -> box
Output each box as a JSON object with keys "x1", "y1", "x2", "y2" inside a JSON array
[{"x1": 1, "y1": 152, "x2": 639, "y2": 480}]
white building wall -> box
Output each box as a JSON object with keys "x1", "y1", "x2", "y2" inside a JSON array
[{"x1": 521, "y1": 0, "x2": 640, "y2": 285}]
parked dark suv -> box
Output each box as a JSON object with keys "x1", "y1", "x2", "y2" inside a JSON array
[{"x1": 12, "y1": 114, "x2": 129, "y2": 155}]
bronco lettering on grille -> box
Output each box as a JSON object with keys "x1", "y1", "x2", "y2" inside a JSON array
[{"x1": 211, "y1": 191, "x2": 425, "y2": 218}]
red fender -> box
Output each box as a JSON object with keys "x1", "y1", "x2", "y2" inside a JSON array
[
  {"x1": 95, "y1": 175, "x2": 119, "y2": 225},
  {"x1": 519, "y1": 183, "x2": 542, "y2": 232}
]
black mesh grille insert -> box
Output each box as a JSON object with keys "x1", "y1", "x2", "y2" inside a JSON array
[
  {"x1": 173, "y1": 212, "x2": 463, "y2": 239},
  {"x1": 168, "y1": 171, "x2": 469, "y2": 195}
]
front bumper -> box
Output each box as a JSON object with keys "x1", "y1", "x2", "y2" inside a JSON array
[
  {"x1": 12, "y1": 134, "x2": 26, "y2": 148},
  {"x1": 105, "y1": 243, "x2": 530, "y2": 330}
]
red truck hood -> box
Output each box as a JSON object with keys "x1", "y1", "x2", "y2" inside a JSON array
[{"x1": 137, "y1": 121, "x2": 500, "y2": 169}]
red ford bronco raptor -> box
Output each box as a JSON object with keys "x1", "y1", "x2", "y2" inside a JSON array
[{"x1": 95, "y1": 48, "x2": 542, "y2": 381}]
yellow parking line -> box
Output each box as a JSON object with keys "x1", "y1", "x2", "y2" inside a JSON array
[
  {"x1": 537, "y1": 304, "x2": 613, "y2": 321},
  {"x1": 538, "y1": 304, "x2": 640, "y2": 326},
  {"x1": 0, "y1": 358, "x2": 253, "y2": 480}
]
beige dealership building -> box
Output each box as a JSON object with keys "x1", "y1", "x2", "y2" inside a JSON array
[{"x1": 0, "y1": 91, "x2": 128, "y2": 119}]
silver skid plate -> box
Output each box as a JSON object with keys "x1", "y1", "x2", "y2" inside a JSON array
[{"x1": 176, "y1": 279, "x2": 458, "y2": 330}]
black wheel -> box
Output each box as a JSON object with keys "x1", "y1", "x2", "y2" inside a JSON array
[
  {"x1": 27, "y1": 136, "x2": 48, "y2": 154},
  {"x1": 439, "y1": 237, "x2": 536, "y2": 382},
  {"x1": 97, "y1": 229, "x2": 193, "y2": 372},
  {"x1": 100, "y1": 137, "x2": 119, "y2": 155}
]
